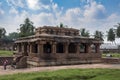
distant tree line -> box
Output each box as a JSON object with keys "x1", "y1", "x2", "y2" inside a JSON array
[
  {"x1": 107, "y1": 23, "x2": 120, "y2": 43},
  {"x1": 0, "y1": 27, "x2": 6, "y2": 39},
  {"x1": 0, "y1": 18, "x2": 35, "y2": 42},
  {"x1": 79, "y1": 23, "x2": 120, "y2": 43},
  {"x1": 0, "y1": 18, "x2": 120, "y2": 43}
]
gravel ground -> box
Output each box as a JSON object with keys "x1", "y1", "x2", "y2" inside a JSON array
[{"x1": 0, "y1": 64, "x2": 120, "y2": 75}]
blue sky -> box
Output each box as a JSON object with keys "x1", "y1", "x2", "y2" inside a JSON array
[{"x1": 0, "y1": 0, "x2": 120, "y2": 43}]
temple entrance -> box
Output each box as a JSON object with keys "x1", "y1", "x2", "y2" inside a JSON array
[
  {"x1": 56, "y1": 43, "x2": 64, "y2": 53},
  {"x1": 32, "y1": 43, "x2": 38, "y2": 53},
  {"x1": 91, "y1": 44, "x2": 97, "y2": 53},
  {"x1": 43, "y1": 42, "x2": 51, "y2": 53},
  {"x1": 80, "y1": 43, "x2": 87, "y2": 53},
  {"x1": 68, "y1": 43, "x2": 76, "y2": 53}
]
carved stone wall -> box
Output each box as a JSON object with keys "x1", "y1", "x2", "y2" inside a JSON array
[{"x1": 14, "y1": 26, "x2": 103, "y2": 67}]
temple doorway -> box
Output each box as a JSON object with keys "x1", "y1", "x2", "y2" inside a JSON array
[
  {"x1": 56, "y1": 43, "x2": 64, "y2": 53},
  {"x1": 80, "y1": 43, "x2": 87, "y2": 53},
  {"x1": 43, "y1": 42, "x2": 51, "y2": 53},
  {"x1": 68, "y1": 43, "x2": 76, "y2": 53}
]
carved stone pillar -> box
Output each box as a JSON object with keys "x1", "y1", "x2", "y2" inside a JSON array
[
  {"x1": 51, "y1": 42, "x2": 56, "y2": 60},
  {"x1": 17, "y1": 43, "x2": 19, "y2": 52},
  {"x1": 30, "y1": 43, "x2": 32, "y2": 54},
  {"x1": 38, "y1": 43, "x2": 40, "y2": 54},
  {"x1": 76, "y1": 43, "x2": 80, "y2": 54},
  {"x1": 24, "y1": 43, "x2": 28, "y2": 56},
  {"x1": 27, "y1": 44, "x2": 30, "y2": 53},
  {"x1": 65, "y1": 42, "x2": 69, "y2": 54},
  {"x1": 96, "y1": 44, "x2": 100, "y2": 53},
  {"x1": 22, "y1": 43, "x2": 24, "y2": 53},
  {"x1": 86, "y1": 43, "x2": 91, "y2": 53},
  {"x1": 39, "y1": 41, "x2": 45, "y2": 57},
  {"x1": 52, "y1": 42, "x2": 56, "y2": 54}
]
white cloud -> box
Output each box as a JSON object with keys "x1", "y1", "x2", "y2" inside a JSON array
[
  {"x1": 0, "y1": 10, "x2": 29, "y2": 34},
  {"x1": 0, "y1": 2, "x2": 4, "y2": 15},
  {"x1": 9, "y1": 7, "x2": 18, "y2": 14},
  {"x1": 86, "y1": 0, "x2": 94, "y2": 4},
  {"x1": 6, "y1": 0, "x2": 25, "y2": 8},
  {"x1": 65, "y1": 8, "x2": 81, "y2": 18},
  {"x1": 30, "y1": 12, "x2": 55, "y2": 26},
  {"x1": 26, "y1": 0, "x2": 40, "y2": 10},
  {"x1": 60, "y1": 8, "x2": 81, "y2": 26},
  {"x1": 13, "y1": 10, "x2": 28, "y2": 24},
  {"x1": 26, "y1": 0, "x2": 50, "y2": 10},
  {"x1": 27, "y1": 0, "x2": 112, "y2": 35},
  {"x1": 84, "y1": 1, "x2": 106, "y2": 19},
  {"x1": 1, "y1": 0, "x2": 120, "y2": 43},
  {"x1": 0, "y1": 9, "x2": 4, "y2": 15},
  {"x1": 107, "y1": 13, "x2": 119, "y2": 20}
]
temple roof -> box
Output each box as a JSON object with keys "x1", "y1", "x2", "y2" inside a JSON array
[
  {"x1": 35, "y1": 26, "x2": 79, "y2": 36},
  {"x1": 36, "y1": 26, "x2": 79, "y2": 31},
  {"x1": 15, "y1": 26, "x2": 103, "y2": 44},
  {"x1": 15, "y1": 33, "x2": 102, "y2": 43}
]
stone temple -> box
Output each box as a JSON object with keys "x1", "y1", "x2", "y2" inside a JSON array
[{"x1": 13, "y1": 26, "x2": 103, "y2": 68}]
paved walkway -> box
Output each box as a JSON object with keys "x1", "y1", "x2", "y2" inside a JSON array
[{"x1": 0, "y1": 64, "x2": 120, "y2": 75}]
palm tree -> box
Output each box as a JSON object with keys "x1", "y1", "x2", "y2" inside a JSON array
[
  {"x1": 80, "y1": 28, "x2": 90, "y2": 37},
  {"x1": 19, "y1": 18, "x2": 35, "y2": 37},
  {"x1": 94, "y1": 30, "x2": 104, "y2": 40},
  {"x1": 107, "y1": 28, "x2": 115, "y2": 43},
  {"x1": 0, "y1": 27, "x2": 6, "y2": 38},
  {"x1": 60, "y1": 23, "x2": 64, "y2": 28},
  {"x1": 115, "y1": 23, "x2": 120, "y2": 38}
]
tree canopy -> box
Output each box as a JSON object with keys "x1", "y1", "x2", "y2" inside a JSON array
[
  {"x1": 94, "y1": 30, "x2": 104, "y2": 40},
  {"x1": 80, "y1": 28, "x2": 90, "y2": 37},
  {"x1": 7, "y1": 32, "x2": 19, "y2": 40},
  {"x1": 60, "y1": 23, "x2": 64, "y2": 28},
  {"x1": 116, "y1": 23, "x2": 120, "y2": 38},
  {"x1": 107, "y1": 28, "x2": 115, "y2": 42},
  {"x1": 0, "y1": 27, "x2": 6, "y2": 39},
  {"x1": 19, "y1": 18, "x2": 35, "y2": 37}
]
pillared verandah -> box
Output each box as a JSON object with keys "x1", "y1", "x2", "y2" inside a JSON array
[{"x1": 13, "y1": 26, "x2": 103, "y2": 68}]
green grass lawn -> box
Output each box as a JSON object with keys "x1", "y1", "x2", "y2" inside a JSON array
[
  {"x1": 0, "y1": 69, "x2": 120, "y2": 80},
  {"x1": 102, "y1": 53, "x2": 120, "y2": 58},
  {"x1": 0, "y1": 50, "x2": 13, "y2": 56}
]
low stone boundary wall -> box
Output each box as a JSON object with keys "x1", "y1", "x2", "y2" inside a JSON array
[
  {"x1": 102, "y1": 57, "x2": 120, "y2": 64},
  {"x1": 0, "y1": 57, "x2": 13, "y2": 65}
]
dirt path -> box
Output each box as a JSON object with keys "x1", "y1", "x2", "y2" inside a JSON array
[{"x1": 0, "y1": 64, "x2": 120, "y2": 75}]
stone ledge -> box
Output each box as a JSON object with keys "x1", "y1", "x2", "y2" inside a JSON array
[{"x1": 27, "y1": 59, "x2": 102, "y2": 67}]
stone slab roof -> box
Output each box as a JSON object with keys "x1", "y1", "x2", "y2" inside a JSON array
[{"x1": 15, "y1": 34, "x2": 102, "y2": 43}]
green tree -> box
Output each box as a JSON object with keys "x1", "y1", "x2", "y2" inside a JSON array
[
  {"x1": 60, "y1": 23, "x2": 64, "y2": 28},
  {"x1": 19, "y1": 18, "x2": 35, "y2": 37},
  {"x1": 7, "y1": 32, "x2": 19, "y2": 40},
  {"x1": 0, "y1": 27, "x2": 6, "y2": 39},
  {"x1": 116, "y1": 23, "x2": 120, "y2": 38},
  {"x1": 80, "y1": 28, "x2": 90, "y2": 37},
  {"x1": 107, "y1": 28, "x2": 115, "y2": 43},
  {"x1": 94, "y1": 30, "x2": 104, "y2": 40}
]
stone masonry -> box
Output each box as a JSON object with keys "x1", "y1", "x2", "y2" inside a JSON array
[{"x1": 13, "y1": 26, "x2": 103, "y2": 68}]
